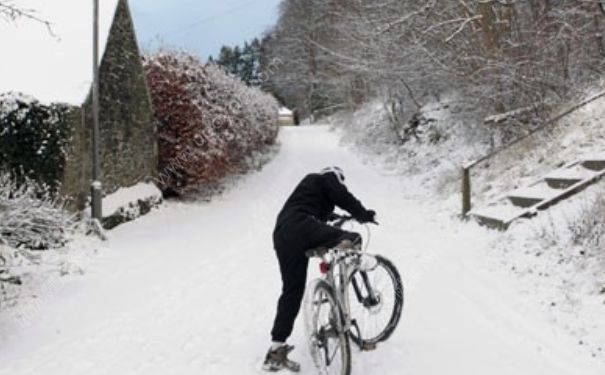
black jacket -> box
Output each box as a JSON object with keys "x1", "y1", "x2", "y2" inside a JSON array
[{"x1": 275, "y1": 172, "x2": 368, "y2": 229}]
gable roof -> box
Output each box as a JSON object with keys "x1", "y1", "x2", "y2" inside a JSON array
[{"x1": 0, "y1": 0, "x2": 120, "y2": 105}]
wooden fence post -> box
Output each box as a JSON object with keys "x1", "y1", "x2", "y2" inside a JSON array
[{"x1": 462, "y1": 166, "x2": 471, "y2": 217}]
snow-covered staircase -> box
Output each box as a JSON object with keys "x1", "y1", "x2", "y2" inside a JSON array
[{"x1": 470, "y1": 154, "x2": 605, "y2": 229}]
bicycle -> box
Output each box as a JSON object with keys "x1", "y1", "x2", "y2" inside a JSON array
[{"x1": 302, "y1": 214, "x2": 404, "y2": 375}]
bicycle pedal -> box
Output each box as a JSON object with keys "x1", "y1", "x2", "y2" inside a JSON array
[{"x1": 361, "y1": 342, "x2": 377, "y2": 351}]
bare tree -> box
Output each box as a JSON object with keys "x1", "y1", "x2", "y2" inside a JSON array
[
  {"x1": 0, "y1": 1, "x2": 55, "y2": 36},
  {"x1": 264, "y1": 0, "x2": 605, "y2": 139}
]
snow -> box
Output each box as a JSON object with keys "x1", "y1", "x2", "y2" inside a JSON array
[
  {"x1": 476, "y1": 93, "x2": 605, "y2": 207},
  {"x1": 545, "y1": 165, "x2": 597, "y2": 181},
  {"x1": 492, "y1": 184, "x2": 605, "y2": 363},
  {"x1": 470, "y1": 201, "x2": 526, "y2": 223},
  {"x1": 330, "y1": 94, "x2": 605, "y2": 363},
  {"x1": 101, "y1": 182, "x2": 162, "y2": 216},
  {"x1": 279, "y1": 107, "x2": 293, "y2": 116},
  {"x1": 484, "y1": 104, "x2": 539, "y2": 124},
  {"x1": 509, "y1": 183, "x2": 560, "y2": 200},
  {"x1": 0, "y1": 0, "x2": 119, "y2": 105},
  {"x1": 0, "y1": 126, "x2": 603, "y2": 374},
  {"x1": 0, "y1": 92, "x2": 37, "y2": 116}
]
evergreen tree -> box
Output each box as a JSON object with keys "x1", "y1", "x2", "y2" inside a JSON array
[
  {"x1": 212, "y1": 38, "x2": 265, "y2": 87},
  {"x1": 231, "y1": 46, "x2": 242, "y2": 77},
  {"x1": 240, "y1": 41, "x2": 255, "y2": 86},
  {"x1": 249, "y1": 38, "x2": 262, "y2": 87},
  {"x1": 216, "y1": 46, "x2": 235, "y2": 74}
]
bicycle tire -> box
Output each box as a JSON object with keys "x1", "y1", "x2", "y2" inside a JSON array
[
  {"x1": 348, "y1": 254, "x2": 403, "y2": 347},
  {"x1": 304, "y1": 279, "x2": 351, "y2": 375}
]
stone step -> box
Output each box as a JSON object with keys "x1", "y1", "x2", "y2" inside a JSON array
[
  {"x1": 472, "y1": 214, "x2": 510, "y2": 230},
  {"x1": 545, "y1": 177, "x2": 581, "y2": 189},
  {"x1": 469, "y1": 201, "x2": 529, "y2": 230},
  {"x1": 544, "y1": 165, "x2": 596, "y2": 189},
  {"x1": 506, "y1": 183, "x2": 559, "y2": 208},
  {"x1": 507, "y1": 196, "x2": 542, "y2": 208},
  {"x1": 470, "y1": 151, "x2": 605, "y2": 230},
  {"x1": 581, "y1": 159, "x2": 605, "y2": 172}
]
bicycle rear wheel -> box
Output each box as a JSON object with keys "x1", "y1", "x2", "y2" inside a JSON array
[
  {"x1": 348, "y1": 254, "x2": 403, "y2": 347},
  {"x1": 304, "y1": 279, "x2": 351, "y2": 375}
]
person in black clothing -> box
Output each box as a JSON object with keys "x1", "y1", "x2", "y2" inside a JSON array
[{"x1": 263, "y1": 166, "x2": 376, "y2": 372}]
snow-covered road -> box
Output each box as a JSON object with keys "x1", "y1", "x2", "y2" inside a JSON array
[{"x1": 1, "y1": 126, "x2": 602, "y2": 375}]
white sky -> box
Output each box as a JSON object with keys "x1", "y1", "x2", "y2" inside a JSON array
[
  {"x1": 129, "y1": 0, "x2": 282, "y2": 61},
  {"x1": 0, "y1": 0, "x2": 118, "y2": 105},
  {"x1": 0, "y1": 0, "x2": 281, "y2": 104}
]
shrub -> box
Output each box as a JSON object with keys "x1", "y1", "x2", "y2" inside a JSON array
[
  {"x1": 206, "y1": 64, "x2": 279, "y2": 155},
  {"x1": 143, "y1": 51, "x2": 279, "y2": 196},
  {"x1": 567, "y1": 195, "x2": 605, "y2": 252},
  {"x1": 0, "y1": 173, "x2": 75, "y2": 250},
  {"x1": 0, "y1": 92, "x2": 75, "y2": 192}
]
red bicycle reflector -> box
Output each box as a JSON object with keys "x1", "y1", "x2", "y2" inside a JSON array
[{"x1": 319, "y1": 262, "x2": 329, "y2": 274}]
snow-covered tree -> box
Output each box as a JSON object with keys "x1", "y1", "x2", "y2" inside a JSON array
[{"x1": 264, "y1": 0, "x2": 605, "y2": 136}]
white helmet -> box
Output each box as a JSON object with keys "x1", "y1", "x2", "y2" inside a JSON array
[{"x1": 320, "y1": 166, "x2": 345, "y2": 184}]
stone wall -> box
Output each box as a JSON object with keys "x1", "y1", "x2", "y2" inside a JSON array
[{"x1": 61, "y1": 0, "x2": 157, "y2": 210}]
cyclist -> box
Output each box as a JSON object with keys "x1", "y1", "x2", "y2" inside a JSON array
[{"x1": 263, "y1": 166, "x2": 376, "y2": 372}]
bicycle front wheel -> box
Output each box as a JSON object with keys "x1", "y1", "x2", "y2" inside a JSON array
[
  {"x1": 304, "y1": 279, "x2": 351, "y2": 375},
  {"x1": 348, "y1": 254, "x2": 403, "y2": 347}
]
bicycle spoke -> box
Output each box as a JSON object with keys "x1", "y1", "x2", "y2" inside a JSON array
[
  {"x1": 306, "y1": 280, "x2": 350, "y2": 375},
  {"x1": 347, "y1": 256, "x2": 402, "y2": 345}
]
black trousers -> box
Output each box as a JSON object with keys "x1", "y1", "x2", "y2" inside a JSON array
[{"x1": 270, "y1": 214, "x2": 361, "y2": 343}]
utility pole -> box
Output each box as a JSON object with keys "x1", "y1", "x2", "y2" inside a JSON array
[{"x1": 91, "y1": 0, "x2": 102, "y2": 220}]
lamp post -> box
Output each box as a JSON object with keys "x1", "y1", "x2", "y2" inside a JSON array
[{"x1": 91, "y1": 0, "x2": 102, "y2": 220}]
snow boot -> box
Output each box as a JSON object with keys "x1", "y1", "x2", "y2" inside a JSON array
[{"x1": 262, "y1": 344, "x2": 300, "y2": 372}]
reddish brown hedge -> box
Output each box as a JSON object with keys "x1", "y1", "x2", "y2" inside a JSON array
[{"x1": 143, "y1": 52, "x2": 278, "y2": 196}]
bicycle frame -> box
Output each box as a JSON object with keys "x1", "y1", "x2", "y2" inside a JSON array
[
  {"x1": 307, "y1": 214, "x2": 383, "y2": 352},
  {"x1": 305, "y1": 214, "x2": 403, "y2": 375},
  {"x1": 317, "y1": 248, "x2": 379, "y2": 345}
]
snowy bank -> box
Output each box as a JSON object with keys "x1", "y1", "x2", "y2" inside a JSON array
[
  {"x1": 94, "y1": 182, "x2": 162, "y2": 230},
  {"x1": 331, "y1": 92, "x2": 605, "y2": 363},
  {"x1": 102, "y1": 182, "x2": 162, "y2": 217}
]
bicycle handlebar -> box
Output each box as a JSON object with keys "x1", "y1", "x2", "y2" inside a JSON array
[{"x1": 329, "y1": 213, "x2": 378, "y2": 228}]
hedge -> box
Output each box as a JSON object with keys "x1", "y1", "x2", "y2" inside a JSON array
[
  {"x1": 0, "y1": 92, "x2": 75, "y2": 192},
  {"x1": 143, "y1": 52, "x2": 279, "y2": 196}
]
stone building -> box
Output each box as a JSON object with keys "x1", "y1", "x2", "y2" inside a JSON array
[{"x1": 0, "y1": 0, "x2": 157, "y2": 210}]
